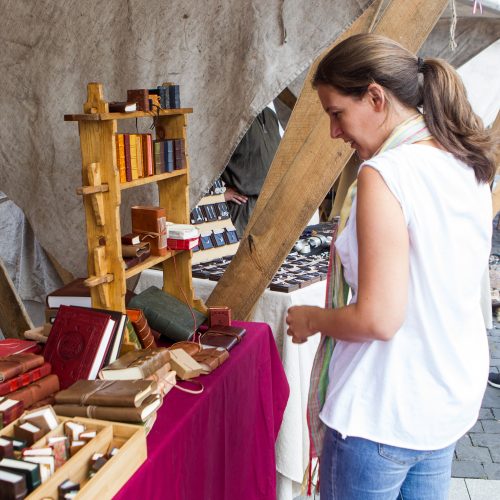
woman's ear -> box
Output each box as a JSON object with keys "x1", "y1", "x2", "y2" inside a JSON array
[{"x1": 366, "y1": 83, "x2": 386, "y2": 112}]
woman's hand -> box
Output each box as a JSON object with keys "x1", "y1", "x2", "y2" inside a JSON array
[
  {"x1": 286, "y1": 305, "x2": 319, "y2": 344},
  {"x1": 224, "y1": 187, "x2": 248, "y2": 205}
]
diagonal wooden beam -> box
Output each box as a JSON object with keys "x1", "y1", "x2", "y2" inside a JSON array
[{"x1": 208, "y1": 0, "x2": 449, "y2": 319}]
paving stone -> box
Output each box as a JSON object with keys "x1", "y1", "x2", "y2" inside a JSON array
[
  {"x1": 464, "y1": 479, "x2": 500, "y2": 500},
  {"x1": 493, "y1": 409, "x2": 500, "y2": 419},
  {"x1": 481, "y1": 387, "x2": 500, "y2": 409},
  {"x1": 489, "y1": 444, "x2": 500, "y2": 463},
  {"x1": 482, "y1": 463, "x2": 500, "y2": 480},
  {"x1": 455, "y1": 442, "x2": 491, "y2": 463},
  {"x1": 470, "y1": 433, "x2": 500, "y2": 447},
  {"x1": 490, "y1": 341, "x2": 500, "y2": 360},
  {"x1": 481, "y1": 420, "x2": 500, "y2": 434},
  {"x1": 452, "y1": 461, "x2": 487, "y2": 479},
  {"x1": 479, "y1": 408, "x2": 494, "y2": 420},
  {"x1": 469, "y1": 421, "x2": 484, "y2": 433}
]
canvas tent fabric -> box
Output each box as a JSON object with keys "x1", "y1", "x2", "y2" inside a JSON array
[{"x1": 0, "y1": 0, "x2": 374, "y2": 278}]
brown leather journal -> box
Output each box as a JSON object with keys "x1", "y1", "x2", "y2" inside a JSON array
[
  {"x1": 8, "y1": 374, "x2": 60, "y2": 409},
  {"x1": 201, "y1": 326, "x2": 246, "y2": 351},
  {"x1": 99, "y1": 348, "x2": 170, "y2": 380},
  {"x1": 0, "y1": 354, "x2": 45, "y2": 382},
  {"x1": 131, "y1": 206, "x2": 168, "y2": 256},
  {"x1": 54, "y1": 379, "x2": 157, "y2": 407},
  {"x1": 126, "y1": 309, "x2": 157, "y2": 349}
]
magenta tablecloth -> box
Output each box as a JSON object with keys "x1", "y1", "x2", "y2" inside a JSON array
[{"x1": 114, "y1": 321, "x2": 289, "y2": 500}]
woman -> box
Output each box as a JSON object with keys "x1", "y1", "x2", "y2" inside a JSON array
[{"x1": 286, "y1": 34, "x2": 496, "y2": 500}]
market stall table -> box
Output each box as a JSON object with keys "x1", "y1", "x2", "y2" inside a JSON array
[
  {"x1": 114, "y1": 321, "x2": 289, "y2": 500},
  {"x1": 136, "y1": 270, "x2": 324, "y2": 499}
]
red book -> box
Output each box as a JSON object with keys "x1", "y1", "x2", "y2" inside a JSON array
[
  {"x1": 43, "y1": 306, "x2": 117, "y2": 390},
  {"x1": 0, "y1": 339, "x2": 40, "y2": 357},
  {"x1": 143, "y1": 134, "x2": 153, "y2": 177},
  {"x1": 0, "y1": 363, "x2": 51, "y2": 397},
  {"x1": 8, "y1": 374, "x2": 60, "y2": 409},
  {"x1": 0, "y1": 398, "x2": 24, "y2": 425},
  {"x1": 124, "y1": 134, "x2": 132, "y2": 182}
]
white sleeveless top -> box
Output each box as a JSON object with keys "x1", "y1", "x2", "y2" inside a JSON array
[{"x1": 319, "y1": 144, "x2": 492, "y2": 450}]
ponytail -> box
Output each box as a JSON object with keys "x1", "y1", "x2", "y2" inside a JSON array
[{"x1": 420, "y1": 58, "x2": 497, "y2": 183}]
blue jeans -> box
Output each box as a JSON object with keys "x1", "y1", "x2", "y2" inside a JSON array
[{"x1": 320, "y1": 427, "x2": 456, "y2": 500}]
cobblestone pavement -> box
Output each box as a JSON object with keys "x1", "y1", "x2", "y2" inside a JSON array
[{"x1": 451, "y1": 218, "x2": 500, "y2": 481}]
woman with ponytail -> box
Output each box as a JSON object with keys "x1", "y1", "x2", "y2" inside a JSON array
[{"x1": 286, "y1": 33, "x2": 497, "y2": 499}]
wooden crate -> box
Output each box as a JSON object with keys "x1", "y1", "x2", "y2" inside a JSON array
[{"x1": 0, "y1": 415, "x2": 147, "y2": 499}]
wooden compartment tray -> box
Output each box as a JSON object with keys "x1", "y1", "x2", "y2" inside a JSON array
[{"x1": 0, "y1": 415, "x2": 146, "y2": 499}]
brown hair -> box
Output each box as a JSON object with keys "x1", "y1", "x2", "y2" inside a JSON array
[{"x1": 313, "y1": 33, "x2": 497, "y2": 183}]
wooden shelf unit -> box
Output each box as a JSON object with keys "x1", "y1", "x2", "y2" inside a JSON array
[{"x1": 68, "y1": 82, "x2": 205, "y2": 314}]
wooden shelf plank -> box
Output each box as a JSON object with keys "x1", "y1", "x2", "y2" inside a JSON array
[
  {"x1": 124, "y1": 250, "x2": 182, "y2": 279},
  {"x1": 64, "y1": 108, "x2": 193, "y2": 122},
  {"x1": 120, "y1": 170, "x2": 187, "y2": 190}
]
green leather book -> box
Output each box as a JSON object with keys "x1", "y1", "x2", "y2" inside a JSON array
[{"x1": 127, "y1": 286, "x2": 207, "y2": 342}]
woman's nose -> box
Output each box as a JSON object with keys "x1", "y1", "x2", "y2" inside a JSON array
[{"x1": 330, "y1": 123, "x2": 343, "y2": 139}]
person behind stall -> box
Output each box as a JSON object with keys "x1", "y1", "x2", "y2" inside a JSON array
[
  {"x1": 221, "y1": 107, "x2": 281, "y2": 237},
  {"x1": 285, "y1": 33, "x2": 496, "y2": 500}
]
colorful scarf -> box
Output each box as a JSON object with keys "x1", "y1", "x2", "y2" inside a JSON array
[{"x1": 305, "y1": 114, "x2": 433, "y2": 488}]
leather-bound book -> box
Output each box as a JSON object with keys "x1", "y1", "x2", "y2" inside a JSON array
[
  {"x1": 54, "y1": 394, "x2": 161, "y2": 423},
  {"x1": 115, "y1": 133, "x2": 126, "y2": 183},
  {"x1": 192, "y1": 347, "x2": 229, "y2": 374},
  {"x1": 8, "y1": 374, "x2": 60, "y2": 409},
  {"x1": 0, "y1": 362, "x2": 51, "y2": 396},
  {"x1": 126, "y1": 309, "x2": 157, "y2": 349},
  {"x1": 0, "y1": 339, "x2": 40, "y2": 357},
  {"x1": 99, "y1": 348, "x2": 170, "y2": 380},
  {"x1": 126, "y1": 89, "x2": 149, "y2": 112},
  {"x1": 0, "y1": 398, "x2": 24, "y2": 426},
  {"x1": 108, "y1": 101, "x2": 137, "y2": 113},
  {"x1": 43, "y1": 305, "x2": 117, "y2": 389},
  {"x1": 201, "y1": 325, "x2": 246, "y2": 351},
  {"x1": 13, "y1": 422, "x2": 44, "y2": 447},
  {"x1": 0, "y1": 469, "x2": 27, "y2": 500},
  {"x1": 123, "y1": 134, "x2": 132, "y2": 182},
  {"x1": 142, "y1": 134, "x2": 153, "y2": 176},
  {"x1": 0, "y1": 354, "x2": 45, "y2": 382},
  {"x1": 0, "y1": 438, "x2": 14, "y2": 460},
  {"x1": 55, "y1": 379, "x2": 156, "y2": 408}
]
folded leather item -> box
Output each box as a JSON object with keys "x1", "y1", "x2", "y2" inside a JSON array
[
  {"x1": 201, "y1": 326, "x2": 246, "y2": 351},
  {"x1": 168, "y1": 341, "x2": 201, "y2": 356},
  {"x1": 0, "y1": 354, "x2": 45, "y2": 382},
  {"x1": 122, "y1": 241, "x2": 150, "y2": 258},
  {"x1": 192, "y1": 348, "x2": 229, "y2": 374}
]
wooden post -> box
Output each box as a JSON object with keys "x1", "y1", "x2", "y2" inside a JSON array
[
  {"x1": 0, "y1": 258, "x2": 33, "y2": 338},
  {"x1": 208, "y1": 0, "x2": 449, "y2": 319},
  {"x1": 490, "y1": 112, "x2": 500, "y2": 218}
]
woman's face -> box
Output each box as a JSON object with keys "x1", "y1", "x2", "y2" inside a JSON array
[{"x1": 317, "y1": 84, "x2": 387, "y2": 160}]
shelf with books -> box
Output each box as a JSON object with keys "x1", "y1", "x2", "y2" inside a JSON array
[
  {"x1": 64, "y1": 107, "x2": 193, "y2": 122},
  {"x1": 119, "y1": 169, "x2": 187, "y2": 191},
  {"x1": 68, "y1": 82, "x2": 204, "y2": 315}
]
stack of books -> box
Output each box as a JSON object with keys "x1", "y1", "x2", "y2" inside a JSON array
[
  {"x1": 0, "y1": 353, "x2": 59, "y2": 419},
  {"x1": 54, "y1": 379, "x2": 162, "y2": 426},
  {"x1": 43, "y1": 305, "x2": 128, "y2": 390},
  {"x1": 149, "y1": 84, "x2": 182, "y2": 109},
  {"x1": 153, "y1": 139, "x2": 186, "y2": 173},
  {"x1": 121, "y1": 233, "x2": 151, "y2": 270}
]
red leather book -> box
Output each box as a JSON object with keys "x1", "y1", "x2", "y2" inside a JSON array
[
  {"x1": 43, "y1": 305, "x2": 117, "y2": 390},
  {"x1": 8, "y1": 374, "x2": 59, "y2": 410},
  {"x1": 143, "y1": 134, "x2": 153, "y2": 177},
  {"x1": 0, "y1": 398, "x2": 24, "y2": 425},
  {"x1": 0, "y1": 363, "x2": 51, "y2": 396},
  {"x1": 0, "y1": 339, "x2": 40, "y2": 357},
  {"x1": 124, "y1": 134, "x2": 132, "y2": 182}
]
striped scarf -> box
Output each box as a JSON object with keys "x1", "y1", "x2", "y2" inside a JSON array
[{"x1": 306, "y1": 113, "x2": 433, "y2": 483}]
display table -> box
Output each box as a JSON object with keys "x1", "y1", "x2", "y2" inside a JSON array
[
  {"x1": 114, "y1": 321, "x2": 289, "y2": 500},
  {"x1": 136, "y1": 270, "x2": 325, "y2": 499}
]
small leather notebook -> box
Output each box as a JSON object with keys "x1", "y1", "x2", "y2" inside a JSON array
[{"x1": 201, "y1": 326, "x2": 246, "y2": 351}]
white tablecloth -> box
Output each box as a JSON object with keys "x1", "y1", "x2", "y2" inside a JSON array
[{"x1": 136, "y1": 270, "x2": 326, "y2": 500}]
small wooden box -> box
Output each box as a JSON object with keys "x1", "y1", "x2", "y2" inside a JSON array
[{"x1": 0, "y1": 414, "x2": 146, "y2": 499}]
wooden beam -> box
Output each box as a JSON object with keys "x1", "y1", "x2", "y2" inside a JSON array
[
  {"x1": 0, "y1": 258, "x2": 34, "y2": 338},
  {"x1": 208, "y1": 0, "x2": 448, "y2": 319}
]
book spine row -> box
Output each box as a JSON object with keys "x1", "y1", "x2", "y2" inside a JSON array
[
  {"x1": 152, "y1": 139, "x2": 186, "y2": 174},
  {"x1": 115, "y1": 134, "x2": 154, "y2": 183}
]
